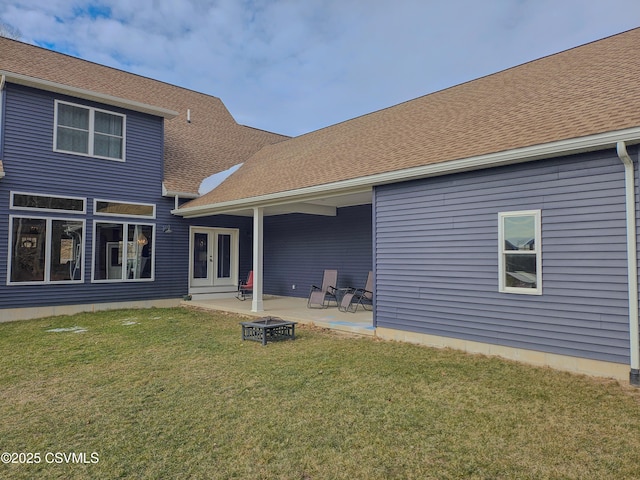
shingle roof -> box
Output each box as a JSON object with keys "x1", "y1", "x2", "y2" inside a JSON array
[
  {"x1": 0, "y1": 37, "x2": 288, "y2": 195},
  {"x1": 184, "y1": 27, "x2": 640, "y2": 209}
]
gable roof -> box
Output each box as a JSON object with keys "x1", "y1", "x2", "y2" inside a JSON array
[
  {"x1": 0, "y1": 37, "x2": 288, "y2": 195},
  {"x1": 179, "y1": 27, "x2": 640, "y2": 215}
]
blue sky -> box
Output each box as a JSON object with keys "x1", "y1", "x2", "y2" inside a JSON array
[{"x1": 2, "y1": 1, "x2": 640, "y2": 137}]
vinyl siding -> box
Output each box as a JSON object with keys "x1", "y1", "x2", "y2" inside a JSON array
[
  {"x1": 0, "y1": 83, "x2": 192, "y2": 309},
  {"x1": 374, "y1": 150, "x2": 633, "y2": 364},
  {"x1": 264, "y1": 204, "x2": 372, "y2": 298}
]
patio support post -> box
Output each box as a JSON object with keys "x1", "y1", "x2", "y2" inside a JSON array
[{"x1": 251, "y1": 207, "x2": 264, "y2": 312}]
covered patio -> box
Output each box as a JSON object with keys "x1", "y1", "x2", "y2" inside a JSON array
[{"x1": 183, "y1": 295, "x2": 375, "y2": 336}]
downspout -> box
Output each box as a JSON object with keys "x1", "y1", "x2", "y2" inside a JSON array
[{"x1": 617, "y1": 141, "x2": 640, "y2": 386}]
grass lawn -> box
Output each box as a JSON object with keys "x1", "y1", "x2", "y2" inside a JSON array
[{"x1": 1, "y1": 307, "x2": 639, "y2": 479}]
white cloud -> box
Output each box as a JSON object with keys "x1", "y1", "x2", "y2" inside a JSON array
[{"x1": 2, "y1": 0, "x2": 640, "y2": 136}]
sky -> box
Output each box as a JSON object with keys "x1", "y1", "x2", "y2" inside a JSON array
[{"x1": 1, "y1": 1, "x2": 640, "y2": 137}]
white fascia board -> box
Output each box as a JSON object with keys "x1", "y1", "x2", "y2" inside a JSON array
[
  {"x1": 174, "y1": 126, "x2": 640, "y2": 218},
  {"x1": 1, "y1": 71, "x2": 179, "y2": 119},
  {"x1": 161, "y1": 182, "x2": 199, "y2": 199}
]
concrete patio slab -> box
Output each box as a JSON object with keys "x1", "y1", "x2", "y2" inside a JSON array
[{"x1": 183, "y1": 295, "x2": 375, "y2": 336}]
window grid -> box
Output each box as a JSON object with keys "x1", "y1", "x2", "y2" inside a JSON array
[
  {"x1": 498, "y1": 210, "x2": 542, "y2": 295},
  {"x1": 54, "y1": 100, "x2": 126, "y2": 161}
]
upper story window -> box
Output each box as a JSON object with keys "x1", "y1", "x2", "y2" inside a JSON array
[
  {"x1": 498, "y1": 210, "x2": 542, "y2": 295},
  {"x1": 54, "y1": 100, "x2": 126, "y2": 161}
]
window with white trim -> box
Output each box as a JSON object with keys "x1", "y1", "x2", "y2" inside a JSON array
[
  {"x1": 93, "y1": 222, "x2": 154, "y2": 282},
  {"x1": 11, "y1": 192, "x2": 86, "y2": 214},
  {"x1": 8, "y1": 216, "x2": 85, "y2": 284},
  {"x1": 498, "y1": 210, "x2": 542, "y2": 295},
  {"x1": 54, "y1": 100, "x2": 125, "y2": 160},
  {"x1": 94, "y1": 199, "x2": 155, "y2": 218}
]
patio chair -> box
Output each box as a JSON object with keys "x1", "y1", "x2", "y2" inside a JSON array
[
  {"x1": 236, "y1": 270, "x2": 253, "y2": 301},
  {"x1": 307, "y1": 269, "x2": 338, "y2": 308},
  {"x1": 338, "y1": 271, "x2": 373, "y2": 313}
]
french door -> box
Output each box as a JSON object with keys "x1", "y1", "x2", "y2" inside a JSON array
[{"x1": 190, "y1": 227, "x2": 238, "y2": 290}]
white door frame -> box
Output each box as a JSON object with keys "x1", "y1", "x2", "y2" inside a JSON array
[{"x1": 188, "y1": 226, "x2": 239, "y2": 294}]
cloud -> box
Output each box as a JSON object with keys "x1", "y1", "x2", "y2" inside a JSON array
[{"x1": 2, "y1": 0, "x2": 640, "y2": 136}]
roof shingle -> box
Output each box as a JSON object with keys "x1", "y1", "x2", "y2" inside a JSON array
[
  {"x1": 185, "y1": 27, "x2": 640, "y2": 209},
  {"x1": 0, "y1": 37, "x2": 288, "y2": 195}
]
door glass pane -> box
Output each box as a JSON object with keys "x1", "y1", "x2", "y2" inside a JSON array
[
  {"x1": 50, "y1": 220, "x2": 83, "y2": 281},
  {"x1": 193, "y1": 233, "x2": 208, "y2": 279},
  {"x1": 217, "y1": 234, "x2": 231, "y2": 278},
  {"x1": 10, "y1": 218, "x2": 46, "y2": 282}
]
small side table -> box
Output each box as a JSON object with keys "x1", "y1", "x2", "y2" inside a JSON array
[{"x1": 240, "y1": 317, "x2": 297, "y2": 346}]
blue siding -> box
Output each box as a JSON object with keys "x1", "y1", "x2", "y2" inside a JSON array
[
  {"x1": 0, "y1": 83, "x2": 194, "y2": 309},
  {"x1": 264, "y1": 205, "x2": 372, "y2": 298},
  {"x1": 374, "y1": 150, "x2": 634, "y2": 364}
]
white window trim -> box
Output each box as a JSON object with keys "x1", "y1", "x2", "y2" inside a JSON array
[
  {"x1": 7, "y1": 215, "x2": 86, "y2": 285},
  {"x1": 53, "y1": 100, "x2": 126, "y2": 161},
  {"x1": 93, "y1": 199, "x2": 156, "y2": 219},
  {"x1": 498, "y1": 209, "x2": 542, "y2": 295},
  {"x1": 10, "y1": 191, "x2": 87, "y2": 214},
  {"x1": 91, "y1": 221, "x2": 155, "y2": 283}
]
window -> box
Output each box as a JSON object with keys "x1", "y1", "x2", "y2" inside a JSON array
[
  {"x1": 9, "y1": 216, "x2": 84, "y2": 284},
  {"x1": 11, "y1": 192, "x2": 85, "y2": 214},
  {"x1": 498, "y1": 210, "x2": 542, "y2": 295},
  {"x1": 94, "y1": 200, "x2": 155, "y2": 218},
  {"x1": 93, "y1": 222, "x2": 154, "y2": 281},
  {"x1": 54, "y1": 101, "x2": 125, "y2": 160}
]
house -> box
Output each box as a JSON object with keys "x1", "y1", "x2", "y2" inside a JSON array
[
  {"x1": 0, "y1": 36, "x2": 288, "y2": 321},
  {"x1": 2, "y1": 28, "x2": 640, "y2": 384}
]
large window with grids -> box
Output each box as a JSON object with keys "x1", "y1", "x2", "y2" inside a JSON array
[
  {"x1": 54, "y1": 100, "x2": 125, "y2": 160},
  {"x1": 498, "y1": 210, "x2": 542, "y2": 295}
]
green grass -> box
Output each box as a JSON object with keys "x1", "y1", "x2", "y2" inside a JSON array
[{"x1": 0, "y1": 307, "x2": 639, "y2": 479}]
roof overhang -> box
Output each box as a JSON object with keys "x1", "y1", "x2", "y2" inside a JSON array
[
  {"x1": 174, "y1": 126, "x2": 640, "y2": 219},
  {"x1": 0, "y1": 71, "x2": 179, "y2": 119},
  {"x1": 161, "y1": 183, "x2": 200, "y2": 199}
]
